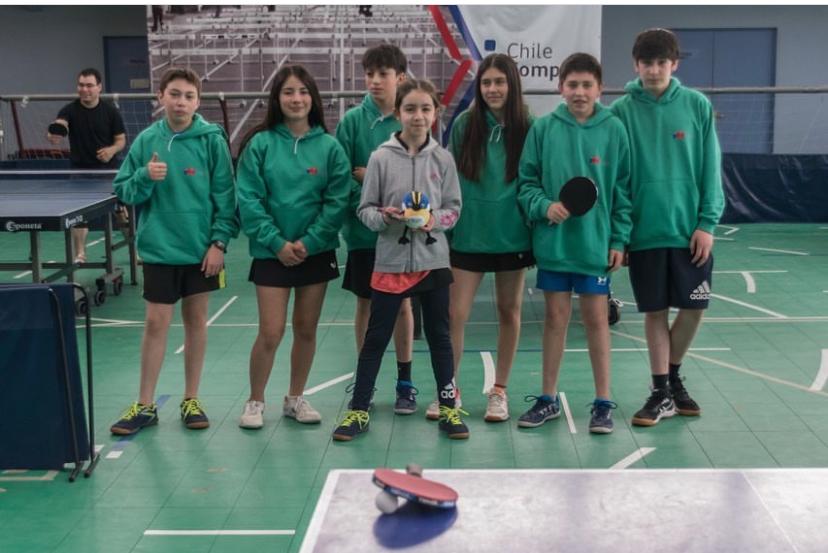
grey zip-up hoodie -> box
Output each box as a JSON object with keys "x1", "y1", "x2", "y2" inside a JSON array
[{"x1": 358, "y1": 134, "x2": 461, "y2": 273}]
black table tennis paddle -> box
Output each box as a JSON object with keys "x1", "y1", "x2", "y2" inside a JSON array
[
  {"x1": 48, "y1": 123, "x2": 68, "y2": 137},
  {"x1": 559, "y1": 176, "x2": 598, "y2": 216}
]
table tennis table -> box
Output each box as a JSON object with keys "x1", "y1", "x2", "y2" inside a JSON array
[
  {"x1": 301, "y1": 468, "x2": 828, "y2": 553},
  {"x1": 0, "y1": 174, "x2": 137, "y2": 312}
]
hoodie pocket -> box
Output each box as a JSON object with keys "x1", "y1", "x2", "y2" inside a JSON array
[{"x1": 138, "y1": 209, "x2": 210, "y2": 263}]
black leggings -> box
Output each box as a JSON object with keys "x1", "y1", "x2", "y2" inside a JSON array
[{"x1": 351, "y1": 285, "x2": 455, "y2": 410}]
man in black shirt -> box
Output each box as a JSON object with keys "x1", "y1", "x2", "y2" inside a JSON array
[{"x1": 47, "y1": 67, "x2": 127, "y2": 262}]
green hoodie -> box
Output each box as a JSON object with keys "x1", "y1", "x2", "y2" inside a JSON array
[
  {"x1": 113, "y1": 114, "x2": 237, "y2": 265},
  {"x1": 335, "y1": 94, "x2": 401, "y2": 251},
  {"x1": 610, "y1": 77, "x2": 724, "y2": 251},
  {"x1": 236, "y1": 124, "x2": 350, "y2": 259},
  {"x1": 517, "y1": 102, "x2": 632, "y2": 277},
  {"x1": 448, "y1": 108, "x2": 532, "y2": 254}
]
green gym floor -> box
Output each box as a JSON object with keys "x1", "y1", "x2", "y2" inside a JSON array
[{"x1": 1, "y1": 223, "x2": 827, "y2": 553}]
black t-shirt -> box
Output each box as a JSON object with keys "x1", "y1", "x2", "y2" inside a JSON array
[{"x1": 56, "y1": 99, "x2": 126, "y2": 169}]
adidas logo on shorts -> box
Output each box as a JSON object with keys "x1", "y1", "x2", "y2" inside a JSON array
[{"x1": 689, "y1": 280, "x2": 711, "y2": 300}]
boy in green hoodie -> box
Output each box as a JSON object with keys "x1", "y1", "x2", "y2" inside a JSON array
[
  {"x1": 610, "y1": 28, "x2": 724, "y2": 427},
  {"x1": 110, "y1": 68, "x2": 237, "y2": 435},
  {"x1": 517, "y1": 53, "x2": 632, "y2": 434},
  {"x1": 335, "y1": 44, "x2": 419, "y2": 415}
]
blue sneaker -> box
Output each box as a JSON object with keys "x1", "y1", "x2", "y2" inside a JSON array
[
  {"x1": 110, "y1": 402, "x2": 158, "y2": 435},
  {"x1": 517, "y1": 394, "x2": 561, "y2": 428},
  {"x1": 589, "y1": 399, "x2": 617, "y2": 434},
  {"x1": 394, "y1": 380, "x2": 418, "y2": 415}
]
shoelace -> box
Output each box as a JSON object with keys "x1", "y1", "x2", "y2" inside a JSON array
[
  {"x1": 120, "y1": 402, "x2": 143, "y2": 420},
  {"x1": 181, "y1": 398, "x2": 204, "y2": 417},
  {"x1": 438, "y1": 405, "x2": 469, "y2": 424},
  {"x1": 589, "y1": 400, "x2": 618, "y2": 415},
  {"x1": 340, "y1": 410, "x2": 369, "y2": 428}
]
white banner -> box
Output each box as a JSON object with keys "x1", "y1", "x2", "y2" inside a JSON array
[{"x1": 455, "y1": 5, "x2": 602, "y2": 115}]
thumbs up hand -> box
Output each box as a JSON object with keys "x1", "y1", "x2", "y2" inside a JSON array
[{"x1": 147, "y1": 152, "x2": 167, "y2": 181}]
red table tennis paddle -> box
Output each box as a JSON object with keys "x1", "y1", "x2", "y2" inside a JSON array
[
  {"x1": 373, "y1": 467, "x2": 458, "y2": 511},
  {"x1": 559, "y1": 176, "x2": 598, "y2": 216}
]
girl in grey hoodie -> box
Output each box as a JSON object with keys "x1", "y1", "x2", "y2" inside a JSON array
[{"x1": 333, "y1": 79, "x2": 468, "y2": 441}]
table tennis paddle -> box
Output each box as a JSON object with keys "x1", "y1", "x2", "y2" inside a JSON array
[
  {"x1": 559, "y1": 176, "x2": 598, "y2": 216},
  {"x1": 373, "y1": 467, "x2": 458, "y2": 510},
  {"x1": 48, "y1": 122, "x2": 69, "y2": 137}
]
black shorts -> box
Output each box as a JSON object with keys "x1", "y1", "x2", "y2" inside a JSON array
[
  {"x1": 628, "y1": 247, "x2": 714, "y2": 312},
  {"x1": 342, "y1": 248, "x2": 376, "y2": 299},
  {"x1": 142, "y1": 263, "x2": 224, "y2": 304},
  {"x1": 249, "y1": 250, "x2": 339, "y2": 288},
  {"x1": 450, "y1": 250, "x2": 535, "y2": 273}
]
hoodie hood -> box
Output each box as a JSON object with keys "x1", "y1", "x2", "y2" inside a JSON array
[
  {"x1": 551, "y1": 101, "x2": 613, "y2": 128},
  {"x1": 155, "y1": 113, "x2": 225, "y2": 152},
  {"x1": 377, "y1": 132, "x2": 441, "y2": 158},
  {"x1": 624, "y1": 77, "x2": 683, "y2": 105},
  {"x1": 361, "y1": 93, "x2": 396, "y2": 129},
  {"x1": 272, "y1": 123, "x2": 326, "y2": 154}
]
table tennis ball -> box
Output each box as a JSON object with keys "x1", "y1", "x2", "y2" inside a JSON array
[
  {"x1": 375, "y1": 490, "x2": 399, "y2": 514},
  {"x1": 401, "y1": 190, "x2": 431, "y2": 229}
]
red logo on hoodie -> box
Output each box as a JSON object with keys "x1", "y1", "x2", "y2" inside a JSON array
[
  {"x1": 590, "y1": 155, "x2": 601, "y2": 165},
  {"x1": 184, "y1": 167, "x2": 196, "y2": 176},
  {"x1": 673, "y1": 130, "x2": 686, "y2": 140},
  {"x1": 307, "y1": 167, "x2": 318, "y2": 175}
]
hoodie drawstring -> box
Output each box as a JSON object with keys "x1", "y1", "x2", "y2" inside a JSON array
[
  {"x1": 488, "y1": 124, "x2": 503, "y2": 143},
  {"x1": 369, "y1": 114, "x2": 386, "y2": 130},
  {"x1": 167, "y1": 133, "x2": 182, "y2": 152}
]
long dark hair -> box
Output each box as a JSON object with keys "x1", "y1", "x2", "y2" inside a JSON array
[
  {"x1": 238, "y1": 64, "x2": 326, "y2": 155},
  {"x1": 457, "y1": 54, "x2": 530, "y2": 183}
]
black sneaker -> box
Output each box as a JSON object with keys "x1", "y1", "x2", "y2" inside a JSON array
[
  {"x1": 438, "y1": 405, "x2": 469, "y2": 439},
  {"x1": 180, "y1": 398, "x2": 210, "y2": 429},
  {"x1": 631, "y1": 388, "x2": 676, "y2": 427},
  {"x1": 110, "y1": 402, "x2": 158, "y2": 435},
  {"x1": 589, "y1": 399, "x2": 617, "y2": 434},
  {"x1": 517, "y1": 395, "x2": 561, "y2": 428},
  {"x1": 394, "y1": 381, "x2": 418, "y2": 415},
  {"x1": 346, "y1": 383, "x2": 375, "y2": 412},
  {"x1": 332, "y1": 410, "x2": 370, "y2": 441},
  {"x1": 670, "y1": 378, "x2": 701, "y2": 416}
]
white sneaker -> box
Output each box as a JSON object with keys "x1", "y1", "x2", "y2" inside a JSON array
[
  {"x1": 484, "y1": 389, "x2": 509, "y2": 422},
  {"x1": 283, "y1": 395, "x2": 321, "y2": 424},
  {"x1": 425, "y1": 390, "x2": 461, "y2": 421},
  {"x1": 239, "y1": 400, "x2": 265, "y2": 429}
]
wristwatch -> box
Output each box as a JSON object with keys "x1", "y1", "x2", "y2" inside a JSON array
[{"x1": 211, "y1": 240, "x2": 227, "y2": 252}]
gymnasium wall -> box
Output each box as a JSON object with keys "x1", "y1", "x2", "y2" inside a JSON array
[{"x1": 0, "y1": 5, "x2": 146, "y2": 94}]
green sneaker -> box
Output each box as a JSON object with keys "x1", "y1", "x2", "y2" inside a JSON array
[
  {"x1": 180, "y1": 398, "x2": 210, "y2": 430},
  {"x1": 110, "y1": 402, "x2": 158, "y2": 435},
  {"x1": 332, "y1": 410, "x2": 370, "y2": 441}
]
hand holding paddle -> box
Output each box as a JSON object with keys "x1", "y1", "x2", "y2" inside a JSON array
[{"x1": 548, "y1": 176, "x2": 598, "y2": 225}]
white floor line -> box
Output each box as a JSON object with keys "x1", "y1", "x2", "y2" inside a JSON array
[
  {"x1": 715, "y1": 270, "x2": 788, "y2": 274},
  {"x1": 610, "y1": 447, "x2": 656, "y2": 470},
  {"x1": 748, "y1": 246, "x2": 809, "y2": 256},
  {"x1": 87, "y1": 237, "x2": 105, "y2": 247},
  {"x1": 610, "y1": 327, "x2": 828, "y2": 399},
  {"x1": 13, "y1": 270, "x2": 32, "y2": 279},
  {"x1": 304, "y1": 372, "x2": 354, "y2": 396},
  {"x1": 740, "y1": 271, "x2": 757, "y2": 294},
  {"x1": 0, "y1": 470, "x2": 58, "y2": 482},
  {"x1": 175, "y1": 295, "x2": 238, "y2": 354},
  {"x1": 559, "y1": 392, "x2": 577, "y2": 434},
  {"x1": 809, "y1": 350, "x2": 828, "y2": 391},
  {"x1": 94, "y1": 444, "x2": 104, "y2": 453},
  {"x1": 106, "y1": 451, "x2": 123, "y2": 460},
  {"x1": 564, "y1": 347, "x2": 730, "y2": 353},
  {"x1": 709, "y1": 292, "x2": 788, "y2": 319},
  {"x1": 715, "y1": 237, "x2": 735, "y2": 241},
  {"x1": 527, "y1": 287, "x2": 534, "y2": 295},
  {"x1": 144, "y1": 530, "x2": 295, "y2": 536},
  {"x1": 480, "y1": 351, "x2": 495, "y2": 393},
  {"x1": 718, "y1": 224, "x2": 740, "y2": 235},
  {"x1": 299, "y1": 471, "x2": 341, "y2": 553}
]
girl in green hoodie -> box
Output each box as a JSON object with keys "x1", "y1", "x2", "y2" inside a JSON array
[
  {"x1": 236, "y1": 65, "x2": 350, "y2": 429},
  {"x1": 447, "y1": 53, "x2": 533, "y2": 423}
]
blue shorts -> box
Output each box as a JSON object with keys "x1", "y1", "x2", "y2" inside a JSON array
[{"x1": 536, "y1": 270, "x2": 610, "y2": 295}]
